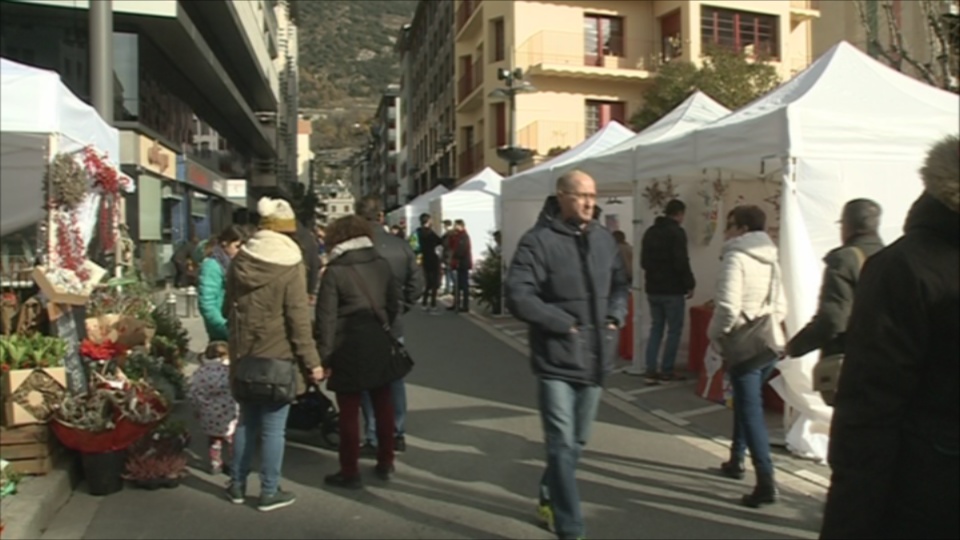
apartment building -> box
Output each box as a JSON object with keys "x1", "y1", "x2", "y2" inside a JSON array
[
  {"x1": 296, "y1": 117, "x2": 314, "y2": 186},
  {"x1": 370, "y1": 86, "x2": 402, "y2": 208},
  {"x1": 454, "y1": 0, "x2": 819, "y2": 180},
  {"x1": 315, "y1": 181, "x2": 355, "y2": 227},
  {"x1": 812, "y1": 0, "x2": 959, "y2": 91},
  {"x1": 0, "y1": 0, "x2": 298, "y2": 282},
  {"x1": 398, "y1": 0, "x2": 458, "y2": 199}
]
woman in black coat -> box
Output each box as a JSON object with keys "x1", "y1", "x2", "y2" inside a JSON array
[{"x1": 315, "y1": 215, "x2": 399, "y2": 489}]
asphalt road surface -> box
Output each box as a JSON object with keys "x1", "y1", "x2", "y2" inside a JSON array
[{"x1": 41, "y1": 310, "x2": 826, "y2": 540}]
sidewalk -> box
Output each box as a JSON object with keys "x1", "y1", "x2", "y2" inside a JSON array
[{"x1": 465, "y1": 310, "x2": 833, "y2": 491}]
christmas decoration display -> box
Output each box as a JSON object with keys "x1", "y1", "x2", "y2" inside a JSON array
[
  {"x1": 642, "y1": 177, "x2": 678, "y2": 211},
  {"x1": 696, "y1": 176, "x2": 728, "y2": 245}
]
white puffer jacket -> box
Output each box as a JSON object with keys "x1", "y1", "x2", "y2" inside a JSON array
[{"x1": 707, "y1": 231, "x2": 788, "y2": 351}]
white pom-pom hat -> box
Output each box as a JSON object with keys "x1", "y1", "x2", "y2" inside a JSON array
[{"x1": 257, "y1": 197, "x2": 297, "y2": 233}]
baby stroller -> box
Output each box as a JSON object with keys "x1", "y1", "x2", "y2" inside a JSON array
[{"x1": 286, "y1": 384, "x2": 339, "y2": 448}]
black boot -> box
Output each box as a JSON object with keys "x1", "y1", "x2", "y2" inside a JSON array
[
  {"x1": 741, "y1": 472, "x2": 778, "y2": 508},
  {"x1": 720, "y1": 459, "x2": 746, "y2": 480}
]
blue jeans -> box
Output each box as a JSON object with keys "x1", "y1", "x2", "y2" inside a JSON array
[
  {"x1": 362, "y1": 377, "x2": 407, "y2": 444},
  {"x1": 230, "y1": 401, "x2": 291, "y2": 496},
  {"x1": 729, "y1": 358, "x2": 777, "y2": 476},
  {"x1": 645, "y1": 294, "x2": 686, "y2": 374},
  {"x1": 538, "y1": 378, "x2": 602, "y2": 540},
  {"x1": 444, "y1": 267, "x2": 455, "y2": 294}
]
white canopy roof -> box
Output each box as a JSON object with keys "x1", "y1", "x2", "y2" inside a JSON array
[
  {"x1": 1, "y1": 57, "x2": 122, "y2": 240},
  {"x1": 579, "y1": 91, "x2": 731, "y2": 189},
  {"x1": 387, "y1": 184, "x2": 450, "y2": 227},
  {"x1": 431, "y1": 167, "x2": 503, "y2": 262},
  {"x1": 501, "y1": 120, "x2": 634, "y2": 201},
  {"x1": 640, "y1": 41, "x2": 960, "y2": 179}
]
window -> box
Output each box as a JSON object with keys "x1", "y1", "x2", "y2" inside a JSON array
[
  {"x1": 584, "y1": 14, "x2": 624, "y2": 66},
  {"x1": 491, "y1": 18, "x2": 505, "y2": 62},
  {"x1": 700, "y1": 6, "x2": 779, "y2": 59},
  {"x1": 660, "y1": 10, "x2": 682, "y2": 61},
  {"x1": 585, "y1": 100, "x2": 626, "y2": 136},
  {"x1": 492, "y1": 103, "x2": 507, "y2": 147}
]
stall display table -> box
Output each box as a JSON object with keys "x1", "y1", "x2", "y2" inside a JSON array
[
  {"x1": 688, "y1": 304, "x2": 713, "y2": 374},
  {"x1": 618, "y1": 294, "x2": 634, "y2": 360}
]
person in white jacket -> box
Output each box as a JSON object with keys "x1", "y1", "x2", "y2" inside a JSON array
[{"x1": 707, "y1": 204, "x2": 787, "y2": 509}]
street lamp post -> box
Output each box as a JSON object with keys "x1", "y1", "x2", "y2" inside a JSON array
[{"x1": 490, "y1": 68, "x2": 536, "y2": 177}]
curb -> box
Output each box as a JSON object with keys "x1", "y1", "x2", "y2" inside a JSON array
[
  {"x1": 0, "y1": 453, "x2": 80, "y2": 540},
  {"x1": 461, "y1": 311, "x2": 831, "y2": 497}
]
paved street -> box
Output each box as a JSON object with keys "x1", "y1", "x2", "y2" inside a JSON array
[{"x1": 41, "y1": 310, "x2": 826, "y2": 540}]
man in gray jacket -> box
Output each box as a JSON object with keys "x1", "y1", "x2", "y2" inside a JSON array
[
  {"x1": 356, "y1": 196, "x2": 424, "y2": 453},
  {"x1": 506, "y1": 170, "x2": 629, "y2": 540}
]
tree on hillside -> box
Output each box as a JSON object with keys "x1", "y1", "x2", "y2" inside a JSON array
[
  {"x1": 629, "y1": 47, "x2": 780, "y2": 132},
  {"x1": 854, "y1": 0, "x2": 959, "y2": 93}
]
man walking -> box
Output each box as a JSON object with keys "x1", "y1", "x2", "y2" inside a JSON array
[
  {"x1": 355, "y1": 196, "x2": 424, "y2": 454},
  {"x1": 640, "y1": 199, "x2": 696, "y2": 384},
  {"x1": 414, "y1": 213, "x2": 443, "y2": 312},
  {"x1": 786, "y1": 199, "x2": 884, "y2": 406},
  {"x1": 506, "y1": 170, "x2": 630, "y2": 540},
  {"x1": 448, "y1": 219, "x2": 472, "y2": 312},
  {"x1": 441, "y1": 219, "x2": 455, "y2": 295}
]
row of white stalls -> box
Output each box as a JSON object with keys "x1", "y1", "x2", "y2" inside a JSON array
[
  {"x1": 388, "y1": 167, "x2": 504, "y2": 265},
  {"x1": 1, "y1": 58, "x2": 130, "y2": 283},
  {"x1": 499, "y1": 41, "x2": 959, "y2": 461}
]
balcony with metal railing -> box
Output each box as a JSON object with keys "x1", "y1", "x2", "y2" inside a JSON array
[
  {"x1": 518, "y1": 121, "x2": 585, "y2": 158},
  {"x1": 456, "y1": 0, "x2": 482, "y2": 38},
  {"x1": 456, "y1": 60, "x2": 484, "y2": 109},
  {"x1": 516, "y1": 31, "x2": 661, "y2": 81},
  {"x1": 457, "y1": 140, "x2": 485, "y2": 178}
]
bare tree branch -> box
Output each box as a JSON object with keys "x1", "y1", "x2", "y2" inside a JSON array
[
  {"x1": 854, "y1": 0, "x2": 906, "y2": 70},
  {"x1": 920, "y1": 0, "x2": 959, "y2": 89},
  {"x1": 881, "y1": 0, "x2": 940, "y2": 85}
]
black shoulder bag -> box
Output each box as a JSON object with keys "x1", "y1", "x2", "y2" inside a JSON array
[
  {"x1": 345, "y1": 267, "x2": 414, "y2": 389},
  {"x1": 717, "y1": 263, "x2": 779, "y2": 375},
  {"x1": 231, "y1": 301, "x2": 298, "y2": 404}
]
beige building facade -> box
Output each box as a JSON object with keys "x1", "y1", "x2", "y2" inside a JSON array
[{"x1": 454, "y1": 0, "x2": 819, "y2": 181}]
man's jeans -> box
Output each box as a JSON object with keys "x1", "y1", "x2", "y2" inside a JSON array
[
  {"x1": 231, "y1": 401, "x2": 291, "y2": 496},
  {"x1": 729, "y1": 358, "x2": 777, "y2": 476},
  {"x1": 362, "y1": 337, "x2": 406, "y2": 444},
  {"x1": 444, "y1": 267, "x2": 456, "y2": 295},
  {"x1": 645, "y1": 294, "x2": 686, "y2": 375},
  {"x1": 538, "y1": 378, "x2": 602, "y2": 540}
]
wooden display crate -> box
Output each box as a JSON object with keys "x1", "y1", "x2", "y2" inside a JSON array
[{"x1": 0, "y1": 424, "x2": 60, "y2": 475}]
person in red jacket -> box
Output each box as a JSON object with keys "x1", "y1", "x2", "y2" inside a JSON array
[{"x1": 447, "y1": 220, "x2": 472, "y2": 313}]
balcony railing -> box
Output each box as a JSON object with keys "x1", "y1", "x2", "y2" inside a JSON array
[
  {"x1": 518, "y1": 121, "x2": 585, "y2": 156},
  {"x1": 457, "y1": 64, "x2": 483, "y2": 103},
  {"x1": 517, "y1": 31, "x2": 662, "y2": 73},
  {"x1": 457, "y1": 140, "x2": 485, "y2": 177},
  {"x1": 456, "y1": 0, "x2": 481, "y2": 34}
]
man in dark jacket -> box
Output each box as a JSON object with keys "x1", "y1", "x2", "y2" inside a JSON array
[
  {"x1": 820, "y1": 134, "x2": 959, "y2": 540},
  {"x1": 506, "y1": 170, "x2": 629, "y2": 540},
  {"x1": 356, "y1": 196, "x2": 424, "y2": 454},
  {"x1": 786, "y1": 199, "x2": 884, "y2": 405},
  {"x1": 414, "y1": 213, "x2": 443, "y2": 311},
  {"x1": 640, "y1": 199, "x2": 696, "y2": 383}
]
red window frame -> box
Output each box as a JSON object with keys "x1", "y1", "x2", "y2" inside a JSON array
[
  {"x1": 700, "y1": 6, "x2": 779, "y2": 60},
  {"x1": 493, "y1": 18, "x2": 505, "y2": 62},
  {"x1": 586, "y1": 100, "x2": 626, "y2": 135},
  {"x1": 584, "y1": 14, "x2": 624, "y2": 66},
  {"x1": 493, "y1": 103, "x2": 507, "y2": 147}
]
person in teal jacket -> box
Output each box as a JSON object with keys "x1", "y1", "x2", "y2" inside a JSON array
[{"x1": 198, "y1": 225, "x2": 250, "y2": 341}]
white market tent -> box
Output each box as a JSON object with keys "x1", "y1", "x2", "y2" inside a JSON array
[
  {"x1": 619, "y1": 41, "x2": 960, "y2": 461},
  {"x1": 1, "y1": 57, "x2": 122, "y2": 245},
  {"x1": 500, "y1": 120, "x2": 634, "y2": 267},
  {"x1": 429, "y1": 167, "x2": 503, "y2": 264},
  {"x1": 386, "y1": 184, "x2": 449, "y2": 229}
]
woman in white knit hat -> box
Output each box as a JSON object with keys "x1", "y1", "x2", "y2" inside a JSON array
[{"x1": 223, "y1": 197, "x2": 324, "y2": 512}]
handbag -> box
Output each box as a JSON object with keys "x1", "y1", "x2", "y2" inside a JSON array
[
  {"x1": 344, "y1": 267, "x2": 414, "y2": 390},
  {"x1": 229, "y1": 300, "x2": 298, "y2": 404},
  {"x1": 812, "y1": 246, "x2": 866, "y2": 406},
  {"x1": 717, "y1": 263, "x2": 778, "y2": 375}
]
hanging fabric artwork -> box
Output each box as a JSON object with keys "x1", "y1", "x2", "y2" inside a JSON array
[
  {"x1": 696, "y1": 175, "x2": 727, "y2": 246},
  {"x1": 641, "y1": 177, "x2": 677, "y2": 212}
]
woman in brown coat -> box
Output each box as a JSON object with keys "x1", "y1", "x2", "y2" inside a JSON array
[
  {"x1": 315, "y1": 215, "x2": 400, "y2": 489},
  {"x1": 223, "y1": 197, "x2": 323, "y2": 512}
]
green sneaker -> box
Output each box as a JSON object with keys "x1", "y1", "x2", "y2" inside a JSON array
[
  {"x1": 537, "y1": 503, "x2": 555, "y2": 533},
  {"x1": 258, "y1": 489, "x2": 296, "y2": 512},
  {"x1": 225, "y1": 483, "x2": 245, "y2": 505}
]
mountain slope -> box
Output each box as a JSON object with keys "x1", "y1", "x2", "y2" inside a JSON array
[{"x1": 297, "y1": 0, "x2": 417, "y2": 108}]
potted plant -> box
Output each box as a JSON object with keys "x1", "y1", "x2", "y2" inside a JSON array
[
  {"x1": 123, "y1": 420, "x2": 190, "y2": 490},
  {"x1": 121, "y1": 351, "x2": 186, "y2": 405},
  {"x1": 0, "y1": 334, "x2": 68, "y2": 426},
  {"x1": 50, "y1": 342, "x2": 168, "y2": 496}
]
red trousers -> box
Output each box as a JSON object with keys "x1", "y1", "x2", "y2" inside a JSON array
[{"x1": 336, "y1": 385, "x2": 394, "y2": 477}]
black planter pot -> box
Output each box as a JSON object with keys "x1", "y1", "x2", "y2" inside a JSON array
[{"x1": 81, "y1": 450, "x2": 127, "y2": 496}]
